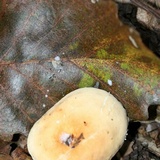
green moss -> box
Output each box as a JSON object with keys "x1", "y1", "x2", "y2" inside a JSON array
[
  {"x1": 121, "y1": 63, "x2": 159, "y2": 91},
  {"x1": 85, "y1": 62, "x2": 112, "y2": 82},
  {"x1": 134, "y1": 67, "x2": 144, "y2": 75},
  {"x1": 69, "y1": 42, "x2": 79, "y2": 50},
  {"x1": 121, "y1": 62, "x2": 144, "y2": 76},
  {"x1": 120, "y1": 62, "x2": 159, "y2": 89},
  {"x1": 121, "y1": 63, "x2": 130, "y2": 70},
  {"x1": 79, "y1": 73, "x2": 95, "y2": 88},
  {"x1": 133, "y1": 84, "x2": 143, "y2": 97},
  {"x1": 139, "y1": 74, "x2": 159, "y2": 89},
  {"x1": 96, "y1": 49, "x2": 109, "y2": 59}
]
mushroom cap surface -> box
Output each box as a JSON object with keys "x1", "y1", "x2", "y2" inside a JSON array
[{"x1": 27, "y1": 88, "x2": 128, "y2": 160}]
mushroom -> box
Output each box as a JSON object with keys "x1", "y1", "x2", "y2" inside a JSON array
[{"x1": 27, "y1": 87, "x2": 128, "y2": 160}]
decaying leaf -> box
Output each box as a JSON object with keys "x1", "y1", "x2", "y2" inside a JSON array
[
  {"x1": 0, "y1": 138, "x2": 11, "y2": 155},
  {"x1": 0, "y1": 0, "x2": 160, "y2": 141},
  {"x1": 11, "y1": 147, "x2": 32, "y2": 160},
  {"x1": 0, "y1": 138, "x2": 12, "y2": 160},
  {"x1": 0, "y1": 154, "x2": 13, "y2": 160}
]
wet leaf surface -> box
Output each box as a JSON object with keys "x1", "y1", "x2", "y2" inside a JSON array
[{"x1": 0, "y1": 0, "x2": 160, "y2": 141}]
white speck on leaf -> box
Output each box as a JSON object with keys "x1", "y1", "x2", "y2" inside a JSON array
[
  {"x1": 129, "y1": 35, "x2": 139, "y2": 48},
  {"x1": 58, "y1": 69, "x2": 61, "y2": 73},
  {"x1": 107, "y1": 79, "x2": 112, "y2": 86},
  {"x1": 52, "y1": 56, "x2": 63, "y2": 72},
  {"x1": 91, "y1": 0, "x2": 99, "y2": 3},
  {"x1": 45, "y1": 94, "x2": 48, "y2": 98},
  {"x1": 54, "y1": 56, "x2": 61, "y2": 61},
  {"x1": 42, "y1": 104, "x2": 46, "y2": 108}
]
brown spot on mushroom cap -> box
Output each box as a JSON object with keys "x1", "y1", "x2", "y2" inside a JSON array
[{"x1": 27, "y1": 88, "x2": 128, "y2": 160}]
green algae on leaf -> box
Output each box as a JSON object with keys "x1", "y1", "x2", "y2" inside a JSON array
[
  {"x1": 69, "y1": 42, "x2": 79, "y2": 51},
  {"x1": 133, "y1": 84, "x2": 143, "y2": 97},
  {"x1": 96, "y1": 49, "x2": 109, "y2": 59},
  {"x1": 121, "y1": 63, "x2": 130, "y2": 70},
  {"x1": 78, "y1": 73, "x2": 95, "y2": 88},
  {"x1": 82, "y1": 60, "x2": 113, "y2": 83}
]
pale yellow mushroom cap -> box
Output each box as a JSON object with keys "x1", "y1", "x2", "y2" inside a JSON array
[{"x1": 27, "y1": 88, "x2": 128, "y2": 160}]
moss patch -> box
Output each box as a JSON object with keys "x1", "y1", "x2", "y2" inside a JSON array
[
  {"x1": 121, "y1": 63, "x2": 130, "y2": 70},
  {"x1": 69, "y1": 42, "x2": 79, "y2": 51},
  {"x1": 133, "y1": 84, "x2": 143, "y2": 97},
  {"x1": 120, "y1": 62, "x2": 159, "y2": 89},
  {"x1": 96, "y1": 49, "x2": 109, "y2": 59},
  {"x1": 85, "y1": 62, "x2": 112, "y2": 83},
  {"x1": 78, "y1": 73, "x2": 95, "y2": 88},
  {"x1": 139, "y1": 74, "x2": 159, "y2": 89}
]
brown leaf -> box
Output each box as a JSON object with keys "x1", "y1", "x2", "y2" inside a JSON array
[
  {"x1": 0, "y1": 154, "x2": 13, "y2": 160},
  {"x1": 11, "y1": 147, "x2": 32, "y2": 160},
  {"x1": 0, "y1": 0, "x2": 159, "y2": 141},
  {"x1": 0, "y1": 139, "x2": 11, "y2": 155}
]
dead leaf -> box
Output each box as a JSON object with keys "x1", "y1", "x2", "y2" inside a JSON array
[
  {"x1": 0, "y1": 0, "x2": 159, "y2": 141},
  {"x1": 0, "y1": 154, "x2": 13, "y2": 160},
  {"x1": 0, "y1": 138, "x2": 11, "y2": 155},
  {"x1": 11, "y1": 147, "x2": 32, "y2": 160}
]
